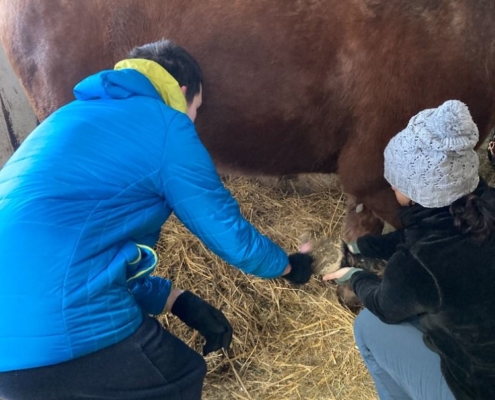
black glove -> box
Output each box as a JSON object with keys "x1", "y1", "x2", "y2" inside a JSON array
[
  {"x1": 284, "y1": 253, "x2": 314, "y2": 284},
  {"x1": 171, "y1": 291, "x2": 233, "y2": 356}
]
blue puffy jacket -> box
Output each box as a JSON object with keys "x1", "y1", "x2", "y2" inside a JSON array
[{"x1": 0, "y1": 67, "x2": 288, "y2": 372}]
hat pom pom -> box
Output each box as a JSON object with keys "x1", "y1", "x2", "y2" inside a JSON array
[{"x1": 428, "y1": 100, "x2": 479, "y2": 152}]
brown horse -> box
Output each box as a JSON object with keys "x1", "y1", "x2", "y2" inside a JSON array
[{"x1": 2, "y1": 0, "x2": 495, "y2": 241}]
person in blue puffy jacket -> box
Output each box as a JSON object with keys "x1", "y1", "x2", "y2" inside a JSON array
[{"x1": 0, "y1": 39, "x2": 313, "y2": 400}]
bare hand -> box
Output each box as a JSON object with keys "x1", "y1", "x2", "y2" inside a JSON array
[
  {"x1": 299, "y1": 242, "x2": 312, "y2": 254},
  {"x1": 322, "y1": 267, "x2": 352, "y2": 282}
]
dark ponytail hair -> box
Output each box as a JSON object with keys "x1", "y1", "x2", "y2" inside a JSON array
[{"x1": 450, "y1": 193, "x2": 495, "y2": 242}]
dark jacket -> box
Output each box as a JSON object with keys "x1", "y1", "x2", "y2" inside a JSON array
[{"x1": 351, "y1": 181, "x2": 495, "y2": 400}]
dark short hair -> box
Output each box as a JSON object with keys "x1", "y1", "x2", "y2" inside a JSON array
[{"x1": 128, "y1": 39, "x2": 202, "y2": 103}]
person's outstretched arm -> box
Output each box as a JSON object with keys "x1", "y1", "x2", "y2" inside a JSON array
[{"x1": 160, "y1": 113, "x2": 290, "y2": 279}]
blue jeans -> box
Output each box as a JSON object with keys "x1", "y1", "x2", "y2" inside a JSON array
[{"x1": 354, "y1": 309, "x2": 455, "y2": 400}]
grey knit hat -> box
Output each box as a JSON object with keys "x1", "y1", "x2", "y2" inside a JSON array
[{"x1": 384, "y1": 100, "x2": 480, "y2": 208}]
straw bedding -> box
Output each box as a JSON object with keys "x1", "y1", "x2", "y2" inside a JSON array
[{"x1": 154, "y1": 174, "x2": 377, "y2": 400}]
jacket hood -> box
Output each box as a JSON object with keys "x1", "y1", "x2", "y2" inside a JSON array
[
  {"x1": 73, "y1": 59, "x2": 187, "y2": 113},
  {"x1": 114, "y1": 59, "x2": 187, "y2": 113},
  {"x1": 74, "y1": 68, "x2": 162, "y2": 102}
]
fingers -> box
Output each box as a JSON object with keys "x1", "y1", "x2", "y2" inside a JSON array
[
  {"x1": 222, "y1": 325, "x2": 233, "y2": 350},
  {"x1": 202, "y1": 308, "x2": 233, "y2": 356},
  {"x1": 299, "y1": 242, "x2": 312, "y2": 253},
  {"x1": 202, "y1": 328, "x2": 233, "y2": 356},
  {"x1": 214, "y1": 310, "x2": 233, "y2": 350},
  {"x1": 322, "y1": 272, "x2": 338, "y2": 281},
  {"x1": 203, "y1": 336, "x2": 222, "y2": 356}
]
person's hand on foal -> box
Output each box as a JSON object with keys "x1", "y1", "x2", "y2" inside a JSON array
[
  {"x1": 323, "y1": 267, "x2": 363, "y2": 284},
  {"x1": 322, "y1": 267, "x2": 353, "y2": 282},
  {"x1": 282, "y1": 242, "x2": 315, "y2": 284}
]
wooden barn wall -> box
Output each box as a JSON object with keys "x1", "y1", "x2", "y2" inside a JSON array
[{"x1": 0, "y1": 45, "x2": 37, "y2": 167}]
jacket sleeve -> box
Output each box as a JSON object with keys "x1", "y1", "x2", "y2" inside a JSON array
[
  {"x1": 128, "y1": 276, "x2": 172, "y2": 315},
  {"x1": 159, "y1": 113, "x2": 288, "y2": 278},
  {"x1": 350, "y1": 246, "x2": 440, "y2": 324},
  {"x1": 125, "y1": 242, "x2": 172, "y2": 315},
  {"x1": 356, "y1": 230, "x2": 404, "y2": 260}
]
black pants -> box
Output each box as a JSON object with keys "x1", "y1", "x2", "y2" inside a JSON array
[{"x1": 0, "y1": 316, "x2": 207, "y2": 400}]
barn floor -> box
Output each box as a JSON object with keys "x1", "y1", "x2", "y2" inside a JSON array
[{"x1": 155, "y1": 174, "x2": 376, "y2": 400}]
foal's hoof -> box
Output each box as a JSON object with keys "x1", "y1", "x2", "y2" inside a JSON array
[{"x1": 309, "y1": 237, "x2": 343, "y2": 275}]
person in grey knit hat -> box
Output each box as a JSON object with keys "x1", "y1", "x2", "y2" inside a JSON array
[
  {"x1": 324, "y1": 100, "x2": 495, "y2": 400},
  {"x1": 384, "y1": 99, "x2": 480, "y2": 208}
]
